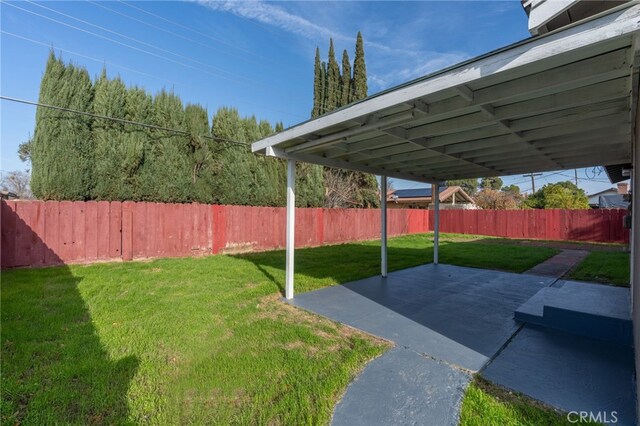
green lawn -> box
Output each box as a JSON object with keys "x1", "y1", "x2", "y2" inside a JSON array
[
  {"x1": 460, "y1": 377, "x2": 587, "y2": 426},
  {"x1": 568, "y1": 251, "x2": 630, "y2": 287},
  {"x1": 1, "y1": 234, "x2": 559, "y2": 424}
]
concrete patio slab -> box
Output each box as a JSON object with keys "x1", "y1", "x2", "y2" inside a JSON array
[
  {"x1": 290, "y1": 264, "x2": 554, "y2": 371},
  {"x1": 332, "y1": 347, "x2": 470, "y2": 426},
  {"x1": 483, "y1": 325, "x2": 636, "y2": 426}
]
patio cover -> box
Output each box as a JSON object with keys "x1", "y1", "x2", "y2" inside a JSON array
[
  {"x1": 252, "y1": 4, "x2": 640, "y2": 184},
  {"x1": 252, "y1": 5, "x2": 640, "y2": 418}
]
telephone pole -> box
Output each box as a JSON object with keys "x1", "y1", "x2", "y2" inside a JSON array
[
  {"x1": 574, "y1": 169, "x2": 578, "y2": 186},
  {"x1": 523, "y1": 173, "x2": 543, "y2": 193}
]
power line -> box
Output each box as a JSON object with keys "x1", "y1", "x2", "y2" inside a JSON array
[
  {"x1": 4, "y1": 2, "x2": 260, "y2": 87},
  {"x1": 1, "y1": 31, "x2": 180, "y2": 87},
  {"x1": 22, "y1": 1, "x2": 258, "y2": 86},
  {"x1": 3, "y1": 2, "x2": 308, "y2": 120},
  {"x1": 100, "y1": 0, "x2": 352, "y2": 103},
  {"x1": 118, "y1": 0, "x2": 276, "y2": 64},
  {"x1": 87, "y1": 0, "x2": 266, "y2": 67},
  {"x1": 6, "y1": 2, "x2": 360, "y2": 118},
  {"x1": 0, "y1": 95, "x2": 250, "y2": 148}
]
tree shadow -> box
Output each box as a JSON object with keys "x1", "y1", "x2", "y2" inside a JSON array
[
  {"x1": 1, "y1": 211, "x2": 138, "y2": 424},
  {"x1": 236, "y1": 238, "x2": 561, "y2": 367},
  {"x1": 235, "y1": 236, "x2": 559, "y2": 297}
]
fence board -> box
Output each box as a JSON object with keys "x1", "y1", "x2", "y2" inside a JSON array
[
  {"x1": 43, "y1": 201, "x2": 60, "y2": 266},
  {"x1": 96, "y1": 201, "x2": 110, "y2": 260},
  {"x1": 72, "y1": 202, "x2": 86, "y2": 261},
  {"x1": 85, "y1": 201, "x2": 98, "y2": 261}
]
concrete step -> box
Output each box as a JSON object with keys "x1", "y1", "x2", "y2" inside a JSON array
[{"x1": 514, "y1": 281, "x2": 632, "y2": 346}]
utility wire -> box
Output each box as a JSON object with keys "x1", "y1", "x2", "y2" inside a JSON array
[
  {"x1": 23, "y1": 0, "x2": 258, "y2": 86},
  {"x1": 0, "y1": 95, "x2": 250, "y2": 148},
  {"x1": 4, "y1": 2, "x2": 308, "y2": 120},
  {"x1": 115, "y1": 0, "x2": 348, "y2": 103},
  {"x1": 5, "y1": 2, "x2": 256, "y2": 86},
  {"x1": 3, "y1": 0, "x2": 352, "y2": 118},
  {"x1": 1, "y1": 31, "x2": 180, "y2": 87},
  {"x1": 87, "y1": 0, "x2": 265, "y2": 66},
  {"x1": 118, "y1": 0, "x2": 276, "y2": 64}
]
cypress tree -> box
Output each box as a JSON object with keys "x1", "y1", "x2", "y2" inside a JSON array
[
  {"x1": 325, "y1": 39, "x2": 340, "y2": 112},
  {"x1": 123, "y1": 86, "x2": 152, "y2": 200},
  {"x1": 312, "y1": 34, "x2": 378, "y2": 208},
  {"x1": 211, "y1": 107, "x2": 252, "y2": 205},
  {"x1": 275, "y1": 121, "x2": 284, "y2": 132},
  {"x1": 184, "y1": 103, "x2": 214, "y2": 203},
  {"x1": 340, "y1": 49, "x2": 352, "y2": 107},
  {"x1": 352, "y1": 31, "x2": 368, "y2": 101},
  {"x1": 92, "y1": 69, "x2": 134, "y2": 200},
  {"x1": 31, "y1": 52, "x2": 94, "y2": 200},
  {"x1": 320, "y1": 61, "x2": 327, "y2": 116},
  {"x1": 139, "y1": 90, "x2": 192, "y2": 202},
  {"x1": 312, "y1": 47, "x2": 322, "y2": 118}
]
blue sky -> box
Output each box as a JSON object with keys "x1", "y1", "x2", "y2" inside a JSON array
[{"x1": 1, "y1": 1, "x2": 619, "y2": 195}]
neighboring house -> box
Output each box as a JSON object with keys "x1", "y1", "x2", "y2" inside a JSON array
[
  {"x1": 588, "y1": 182, "x2": 629, "y2": 208},
  {"x1": 387, "y1": 186, "x2": 476, "y2": 210}
]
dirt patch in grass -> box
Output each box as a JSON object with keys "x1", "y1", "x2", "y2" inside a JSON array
[{"x1": 256, "y1": 294, "x2": 390, "y2": 349}]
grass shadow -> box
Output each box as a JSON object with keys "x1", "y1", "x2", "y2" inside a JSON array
[
  {"x1": 1, "y1": 212, "x2": 139, "y2": 424},
  {"x1": 235, "y1": 234, "x2": 560, "y2": 295}
]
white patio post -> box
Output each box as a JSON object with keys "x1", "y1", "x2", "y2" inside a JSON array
[
  {"x1": 632, "y1": 94, "x2": 639, "y2": 322},
  {"x1": 381, "y1": 176, "x2": 388, "y2": 277},
  {"x1": 632, "y1": 91, "x2": 640, "y2": 415},
  {"x1": 433, "y1": 183, "x2": 440, "y2": 265},
  {"x1": 285, "y1": 159, "x2": 296, "y2": 299}
]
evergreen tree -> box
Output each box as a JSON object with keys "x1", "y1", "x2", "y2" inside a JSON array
[
  {"x1": 123, "y1": 86, "x2": 152, "y2": 200},
  {"x1": 184, "y1": 103, "x2": 215, "y2": 203},
  {"x1": 275, "y1": 121, "x2": 284, "y2": 132},
  {"x1": 139, "y1": 89, "x2": 192, "y2": 202},
  {"x1": 352, "y1": 31, "x2": 368, "y2": 101},
  {"x1": 92, "y1": 69, "x2": 134, "y2": 200},
  {"x1": 320, "y1": 61, "x2": 327, "y2": 115},
  {"x1": 308, "y1": 35, "x2": 378, "y2": 208},
  {"x1": 340, "y1": 49, "x2": 352, "y2": 107},
  {"x1": 211, "y1": 107, "x2": 254, "y2": 205},
  {"x1": 312, "y1": 47, "x2": 322, "y2": 118},
  {"x1": 29, "y1": 53, "x2": 321, "y2": 206},
  {"x1": 325, "y1": 39, "x2": 340, "y2": 112},
  {"x1": 31, "y1": 52, "x2": 94, "y2": 200}
]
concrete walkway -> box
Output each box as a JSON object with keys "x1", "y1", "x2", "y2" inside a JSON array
[
  {"x1": 524, "y1": 249, "x2": 588, "y2": 279},
  {"x1": 332, "y1": 347, "x2": 469, "y2": 426}
]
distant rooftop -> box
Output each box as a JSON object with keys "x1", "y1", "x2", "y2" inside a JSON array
[{"x1": 392, "y1": 187, "x2": 445, "y2": 199}]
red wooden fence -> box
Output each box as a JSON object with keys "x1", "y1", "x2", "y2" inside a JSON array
[
  {"x1": 434, "y1": 209, "x2": 628, "y2": 243},
  {"x1": 0, "y1": 200, "x2": 627, "y2": 269}
]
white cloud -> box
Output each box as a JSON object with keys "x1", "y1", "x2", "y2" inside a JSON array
[
  {"x1": 195, "y1": 1, "x2": 470, "y2": 93},
  {"x1": 196, "y1": 0, "x2": 346, "y2": 42},
  {"x1": 369, "y1": 52, "x2": 469, "y2": 92}
]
